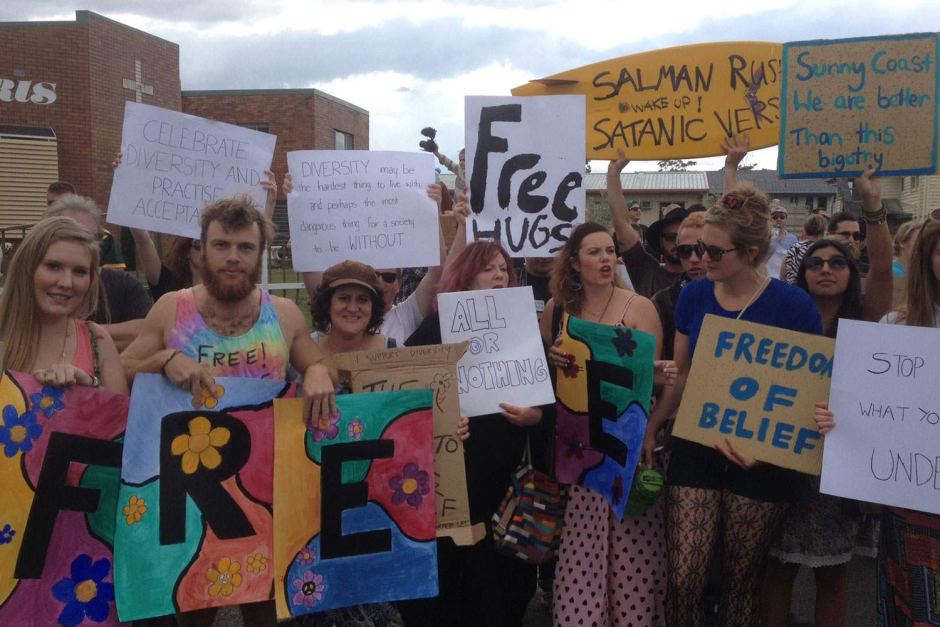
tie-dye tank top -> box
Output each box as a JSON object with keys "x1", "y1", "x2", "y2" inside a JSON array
[{"x1": 168, "y1": 288, "x2": 289, "y2": 379}]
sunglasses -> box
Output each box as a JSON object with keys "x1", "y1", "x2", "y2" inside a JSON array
[
  {"x1": 834, "y1": 230, "x2": 864, "y2": 242},
  {"x1": 697, "y1": 240, "x2": 744, "y2": 261},
  {"x1": 676, "y1": 243, "x2": 703, "y2": 260},
  {"x1": 375, "y1": 272, "x2": 399, "y2": 284},
  {"x1": 804, "y1": 255, "x2": 849, "y2": 271}
]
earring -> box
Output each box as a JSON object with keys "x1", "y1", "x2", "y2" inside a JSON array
[{"x1": 571, "y1": 275, "x2": 582, "y2": 291}]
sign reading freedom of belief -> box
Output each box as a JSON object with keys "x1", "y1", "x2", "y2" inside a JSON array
[
  {"x1": 286, "y1": 150, "x2": 440, "y2": 271},
  {"x1": 672, "y1": 316, "x2": 834, "y2": 475},
  {"x1": 108, "y1": 102, "x2": 277, "y2": 238},
  {"x1": 779, "y1": 32, "x2": 939, "y2": 178},
  {"x1": 512, "y1": 41, "x2": 784, "y2": 160},
  {"x1": 821, "y1": 319, "x2": 940, "y2": 515},
  {"x1": 465, "y1": 95, "x2": 585, "y2": 256}
]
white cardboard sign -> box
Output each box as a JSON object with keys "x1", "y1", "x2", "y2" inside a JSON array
[
  {"x1": 438, "y1": 286, "x2": 554, "y2": 417},
  {"x1": 286, "y1": 150, "x2": 439, "y2": 271},
  {"x1": 821, "y1": 318, "x2": 940, "y2": 514},
  {"x1": 464, "y1": 95, "x2": 586, "y2": 257},
  {"x1": 107, "y1": 101, "x2": 276, "y2": 238}
]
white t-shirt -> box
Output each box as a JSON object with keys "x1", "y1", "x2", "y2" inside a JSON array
[{"x1": 380, "y1": 291, "x2": 425, "y2": 346}]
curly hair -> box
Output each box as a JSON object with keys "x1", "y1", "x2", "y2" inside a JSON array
[
  {"x1": 310, "y1": 283, "x2": 386, "y2": 335},
  {"x1": 705, "y1": 183, "x2": 772, "y2": 267},
  {"x1": 550, "y1": 222, "x2": 625, "y2": 315}
]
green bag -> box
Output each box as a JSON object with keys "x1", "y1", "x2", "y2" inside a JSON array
[{"x1": 624, "y1": 468, "x2": 663, "y2": 517}]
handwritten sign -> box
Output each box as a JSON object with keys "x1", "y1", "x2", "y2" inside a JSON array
[
  {"x1": 779, "y1": 33, "x2": 939, "y2": 178},
  {"x1": 465, "y1": 96, "x2": 585, "y2": 256},
  {"x1": 333, "y1": 342, "x2": 485, "y2": 546},
  {"x1": 107, "y1": 102, "x2": 276, "y2": 238},
  {"x1": 821, "y1": 319, "x2": 940, "y2": 514},
  {"x1": 511, "y1": 42, "x2": 784, "y2": 159},
  {"x1": 437, "y1": 287, "x2": 554, "y2": 416},
  {"x1": 286, "y1": 150, "x2": 439, "y2": 271},
  {"x1": 673, "y1": 315, "x2": 834, "y2": 475}
]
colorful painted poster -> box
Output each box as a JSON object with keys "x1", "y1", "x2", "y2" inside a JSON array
[
  {"x1": 273, "y1": 390, "x2": 437, "y2": 620},
  {"x1": 113, "y1": 374, "x2": 289, "y2": 621},
  {"x1": 553, "y1": 314, "x2": 654, "y2": 519},
  {"x1": 0, "y1": 371, "x2": 128, "y2": 627}
]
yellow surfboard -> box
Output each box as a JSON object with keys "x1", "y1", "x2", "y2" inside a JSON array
[{"x1": 512, "y1": 41, "x2": 784, "y2": 160}]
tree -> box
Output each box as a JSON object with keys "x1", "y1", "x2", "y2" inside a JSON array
[
  {"x1": 738, "y1": 162, "x2": 758, "y2": 171},
  {"x1": 657, "y1": 158, "x2": 697, "y2": 172}
]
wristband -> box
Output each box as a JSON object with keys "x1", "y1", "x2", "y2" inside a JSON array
[{"x1": 161, "y1": 350, "x2": 182, "y2": 376}]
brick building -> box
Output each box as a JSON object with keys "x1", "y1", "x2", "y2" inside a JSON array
[{"x1": 0, "y1": 10, "x2": 368, "y2": 241}]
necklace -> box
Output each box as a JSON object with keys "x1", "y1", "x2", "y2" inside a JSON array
[
  {"x1": 57, "y1": 320, "x2": 71, "y2": 363},
  {"x1": 585, "y1": 284, "x2": 616, "y2": 321}
]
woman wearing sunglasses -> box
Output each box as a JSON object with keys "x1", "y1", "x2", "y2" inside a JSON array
[
  {"x1": 642, "y1": 184, "x2": 822, "y2": 626},
  {"x1": 762, "y1": 169, "x2": 892, "y2": 627}
]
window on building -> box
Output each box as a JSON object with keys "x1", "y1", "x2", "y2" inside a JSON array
[
  {"x1": 640, "y1": 200, "x2": 651, "y2": 210},
  {"x1": 912, "y1": 176, "x2": 920, "y2": 189},
  {"x1": 334, "y1": 130, "x2": 353, "y2": 150},
  {"x1": 817, "y1": 196, "x2": 828, "y2": 210},
  {"x1": 238, "y1": 123, "x2": 270, "y2": 134}
]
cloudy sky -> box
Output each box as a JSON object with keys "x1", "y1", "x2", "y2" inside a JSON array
[{"x1": 5, "y1": 1, "x2": 939, "y2": 171}]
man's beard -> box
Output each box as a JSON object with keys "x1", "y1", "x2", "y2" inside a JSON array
[
  {"x1": 662, "y1": 251, "x2": 680, "y2": 266},
  {"x1": 203, "y1": 260, "x2": 261, "y2": 302}
]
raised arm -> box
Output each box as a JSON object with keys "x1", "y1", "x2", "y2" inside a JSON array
[
  {"x1": 856, "y1": 167, "x2": 893, "y2": 322},
  {"x1": 413, "y1": 184, "x2": 446, "y2": 317},
  {"x1": 721, "y1": 133, "x2": 749, "y2": 193},
  {"x1": 261, "y1": 170, "x2": 277, "y2": 221},
  {"x1": 606, "y1": 152, "x2": 639, "y2": 252}
]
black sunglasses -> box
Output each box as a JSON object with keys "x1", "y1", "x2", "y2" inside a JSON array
[
  {"x1": 375, "y1": 272, "x2": 399, "y2": 284},
  {"x1": 697, "y1": 240, "x2": 744, "y2": 261},
  {"x1": 676, "y1": 243, "x2": 703, "y2": 260},
  {"x1": 834, "y1": 230, "x2": 864, "y2": 242},
  {"x1": 804, "y1": 255, "x2": 850, "y2": 271}
]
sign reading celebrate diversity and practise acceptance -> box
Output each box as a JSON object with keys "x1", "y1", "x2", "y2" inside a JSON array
[
  {"x1": 673, "y1": 316, "x2": 834, "y2": 475},
  {"x1": 779, "y1": 32, "x2": 939, "y2": 178},
  {"x1": 511, "y1": 42, "x2": 784, "y2": 160},
  {"x1": 438, "y1": 287, "x2": 554, "y2": 417},
  {"x1": 464, "y1": 95, "x2": 585, "y2": 256},
  {"x1": 108, "y1": 102, "x2": 276, "y2": 238},
  {"x1": 286, "y1": 150, "x2": 440, "y2": 271},
  {"x1": 821, "y1": 319, "x2": 940, "y2": 514}
]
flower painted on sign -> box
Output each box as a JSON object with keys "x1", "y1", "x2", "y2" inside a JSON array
[
  {"x1": 206, "y1": 557, "x2": 242, "y2": 597},
  {"x1": 297, "y1": 547, "x2": 315, "y2": 565},
  {"x1": 292, "y1": 569, "x2": 325, "y2": 609},
  {"x1": 309, "y1": 412, "x2": 340, "y2": 442},
  {"x1": 0, "y1": 405, "x2": 42, "y2": 458},
  {"x1": 612, "y1": 328, "x2": 637, "y2": 358},
  {"x1": 0, "y1": 523, "x2": 15, "y2": 544},
  {"x1": 30, "y1": 386, "x2": 65, "y2": 418},
  {"x1": 390, "y1": 462, "x2": 430, "y2": 509},
  {"x1": 247, "y1": 553, "x2": 267, "y2": 574},
  {"x1": 51, "y1": 554, "x2": 115, "y2": 626},
  {"x1": 199, "y1": 384, "x2": 225, "y2": 409},
  {"x1": 170, "y1": 416, "x2": 230, "y2": 474},
  {"x1": 557, "y1": 421, "x2": 585, "y2": 461},
  {"x1": 347, "y1": 418, "x2": 364, "y2": 440},
  {"x1": 561, "y1": 359, "x2": 581, "y2": 379},
  {"x1": 122, "y1": 495, "x2": 147, "y2": 525}
]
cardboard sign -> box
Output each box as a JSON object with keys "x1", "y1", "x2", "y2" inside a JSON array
[
  {"x1": 113, "y1": 375, "x2": 289, "y2": 621},
  {"x1": 821, "y1": 319, "x2": 940, "y2": 514},
  {"x1": 108, "y1": 102, "x2": 276, "y2": 237},
  {"x1": 779, "y1": 33, "x2": 939, "y2": 178},
  {"x1": 438, "y1": 287, "x2": 554, "y2": 416},
  {"x1": 511, "y1": 41, "x2": 784, "y2": 159},
  {"x1": 673, "y1": 315, "x2": 833, "y2": 475},
  {"x1": 333, "y1": 342, "x2": 484, "y2": 546},
  {"x1": 273, "y1": 391, "x2": 437, "y2": 619},
  {"x1": 286, "y1": 150, "x2": 440, "y2": 271},
  {"x1": 554, "y1": 314, "x2": 655, "y2": 519},
  {"x1": 0, "y1": 372, "x2": 128, "y2": 626},
  {"x1": 464, "y1": 95, "x2": 585, "y2": 256}
]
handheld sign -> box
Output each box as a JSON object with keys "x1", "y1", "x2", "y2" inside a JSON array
[
  {"x1": 779, "y1": 33, "x2": 939, "y2": 178},
  {"x1": 511, "y1": 42, "x2": 783, "y2": 160},
  {"x1": 465, "y1": 95, "x2": 585, "y2": 256},
  {"x1": 286, "y1": 150, "x2": 440, "y2": 271},
  {"x1": 108, "y1": 102, "x2": 276, "y2": 237},
  {"x1": 438, "y1": 287, "x2": 554, "y2": 416},
  {"x1": 673, "y1": 315, "x2": 834, "y2": 475},
  {"x1": 821, "y1": 319, "x2": 940, "y2": 514}
]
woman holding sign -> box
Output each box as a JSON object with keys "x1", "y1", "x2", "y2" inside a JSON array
[
  {"x1": 540, "y1": 221, "x2": 668, "y2": 627},
  {"x1": 0, "y1": 217, "x2": 128, "y2": 395},
  {"x1": 642, "y1": 184, "x2": 822, "y2": 626}
]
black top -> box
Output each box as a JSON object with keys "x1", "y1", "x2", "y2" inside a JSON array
[
  {"x1": 621, "y1": 242, "x2": 680, "y2": 299},
  {"x1": 93, "y1": 269, "x2": 152, "y2": 324},
  {"x1": 148, "y1": 265, "x2": 186, "y2": 302},
  {"x1": 650, "y1": 274, "x2": 689, "y2": 361}
]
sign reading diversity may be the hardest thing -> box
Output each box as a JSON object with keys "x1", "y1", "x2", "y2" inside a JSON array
[
  {"x1": 673, "y1": 315, "x2": 835, "y2": 475},
  {"x1": 108, "y1": 102, "x2": 276, "y2": 238},
  {"x1": 821, "y1": 319, "x2": 940, "y2": 515},
  {"x1": 779, "y1": 32, "x2": 939, "y2": 178},
  {"x1": 286, "y1": 150, "x2": 439, "y2": 271}
]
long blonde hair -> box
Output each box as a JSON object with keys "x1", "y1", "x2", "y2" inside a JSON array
[
  {"x1": 897, "y1": 219, "x2": 940, "y2": 328},
  {"x1": 0, "y1": 217, "x2": 100, "y2": 371}
]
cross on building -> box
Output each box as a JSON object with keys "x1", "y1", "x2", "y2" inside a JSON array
[{"x1": 122, "y1": 60, "x2": 153, "y2": 103}]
